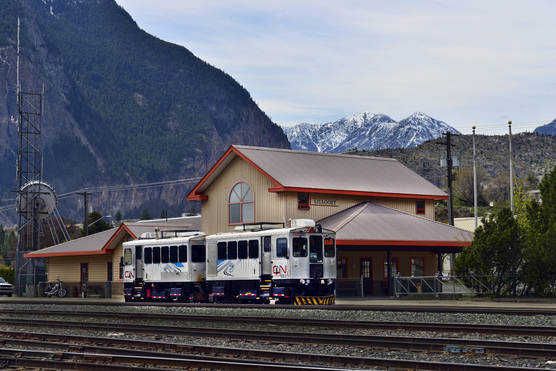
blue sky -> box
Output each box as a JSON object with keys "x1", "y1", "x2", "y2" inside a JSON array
[{"x1": 114, "y1": 0, "x2": 556, "y2": 135}]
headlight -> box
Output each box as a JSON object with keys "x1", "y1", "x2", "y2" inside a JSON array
[
  {"x1": 320, "y1": 279, "x2": 325, "y2": 285},
  {"x1": 300, "y1": 279, "x2": 305, "y2": 285}
]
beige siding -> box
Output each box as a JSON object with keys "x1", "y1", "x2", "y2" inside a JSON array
[
  {"x1": 200, "y1": 156, "x2": 437, "y2": 235},
  {"x1": 46, "y1": 242, "x2": 125, "y2": 295},
  {"x1": 201, "y1": 156, "x2": 284, "y2": 234}
]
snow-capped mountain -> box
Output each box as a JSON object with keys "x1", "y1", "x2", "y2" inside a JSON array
[{"x1": 282, "y1": 112, "x2": 460, "y2": 153}]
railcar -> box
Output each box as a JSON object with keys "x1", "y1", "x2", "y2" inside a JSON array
[
  {"x1": 122, "y1": 219, "x2": 337, "y2": 304},
  {"x1": 205, "y1": 219, "x2": 336, "y2": 304},
  {"x1": 122, "y1": 231, "x2": 207, "y2": 302}
]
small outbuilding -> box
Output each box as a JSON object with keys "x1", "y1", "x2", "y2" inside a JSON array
[{"x1": 24, "y1": 216, "x2": 201, "y2": 297}]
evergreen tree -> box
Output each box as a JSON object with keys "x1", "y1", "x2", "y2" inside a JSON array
[
  {"x1": 455, "y1": 207, "x2": 523, "y2": 295},
  {"x1": 140, "y1": 209, "x2": 152, "y2": 220},
  {"x1": 82, "y1": 211, "x2": 112, "y2": 235}
]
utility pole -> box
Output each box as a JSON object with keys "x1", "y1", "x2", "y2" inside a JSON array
[
  {"x1": 472, "y1": 126, "x2": 478, "y2": 229},
  {"x1": 508, "y1": 121, "x2": 514, "y2": 212},
  {"x1": 78, "y1": 192, "x2": 91, "y2": 236},
  {"x1": 437, "y1": 132, "x2": 456, "y2": 226}
]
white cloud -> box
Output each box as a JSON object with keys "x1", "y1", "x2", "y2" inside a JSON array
[{"x1": 115, "y1": 0, "x2": 556, "y2": 134}]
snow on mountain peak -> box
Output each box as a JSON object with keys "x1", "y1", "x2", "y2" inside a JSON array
[{"x1": 282, "y1": 112, "x2": 460, "y2": 153}]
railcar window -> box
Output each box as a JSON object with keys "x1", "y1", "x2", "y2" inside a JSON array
[
  {"x1": 123, "y1": 248, "x2": 132, "y2": 265},
  {"x1": 238, "y1": 240, "x2": 248, "y2": 259},
  {"x1": 178, "y1": 245, "x2": 187, "y2": 263},
  {"x1": 153, "y1": 247, "x2": 161, "y2": 264},
  {"x1": 309, "y1": 236, "x2": 323, "y2": 263},
  {"x1": 170, "y1": 245, "x2": 178, "y2": 263},
  {"x1": 228, "y1": 241, "x2": 238, "y2": 260},
  {"x1": 324, "y1": 238, "x2": 335, "y2": 257},
  {"x1": 192, "y1": 245, "x2": 206, "y2": 262},
  {"x1": 135, "y1": 245, "x2": 142, "y2": 260},
  {"x1": 217, "y1": 242, "x2": 227, "y2": 260},
  {"x1": 249, "y1": 240, "x2": 259, "y2": 258},
  {"x1": 263, "y1": 236, "x2": 271, "y2": 253},
  {"x1": 276, "y1": 238, "x2": 288, "y2": 258},
  {"x1": 293, "y1": 237, "x2": 308, "y2": 257},
  {"x1": 144, "y1": 247, "x2": 152, "y2": 264},
  {"x1": 161, "y1": 246, "x2": 170, "y2": 263}
]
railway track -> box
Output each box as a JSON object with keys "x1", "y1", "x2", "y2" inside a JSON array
[
  {"x1": 3, "y1": 298, "x2": 556, "y2": 315},
  {"x1": 0, "y1": 303, "x2": 554, "y2": 369},
  {"x1": 0, "y1": 310, "x2": 556, "y2": 370},
  {"x1": 3, "y1": 309, "x2": 556, "y2": 336},
  {"x1": 0, "y1": 329, "x2": 546, "y2": 371}
]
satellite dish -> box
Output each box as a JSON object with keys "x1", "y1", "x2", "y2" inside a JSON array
[{"x1": 17, "y1": 181, "x2": 58, "y2": 220}]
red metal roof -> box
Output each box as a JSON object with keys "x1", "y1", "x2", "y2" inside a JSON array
[
  {"x1": 24, "y1": 216, "x2": 202, "y2": 258},
  {"x1": 318, "y1": 202, "x2": 472, "y2": 249},
  {"x1": 187, "y1": 145, "x2": 448, "y2": 201}
]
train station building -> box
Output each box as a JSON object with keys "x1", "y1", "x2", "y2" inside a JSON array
[
  {"x1": 25, "y1": 144, "x2": 472, "y2": 297},
  {"x1": 187, "y1": 145, "x2": 473, "y2": 296}
]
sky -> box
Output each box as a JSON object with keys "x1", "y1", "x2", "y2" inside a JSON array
[{"x1": 114, "y1": 0, "x2": 556, "y2": 135}]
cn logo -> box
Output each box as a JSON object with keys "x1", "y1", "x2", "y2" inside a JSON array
[
  {"x1": 273, "y1": 265, "x2": 287, "y2": 274},
  {"x1": 124, "y1": 270, "x2": 134, "y2": 279}
]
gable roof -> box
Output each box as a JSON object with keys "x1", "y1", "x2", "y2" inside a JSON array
[
  {"x1": 318, "y1": 202, "x2": 472, "y2": 250},
  {"x1": 187, "y1": 145, "x2": 448, "y2": 201},
  {"x1": 24, "y1": 216, "x2": 201, "y2": 258}
]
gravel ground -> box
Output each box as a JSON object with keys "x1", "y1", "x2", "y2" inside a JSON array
[{"x1": 1, "y1": 302, "x2": 555, "y2": 370}]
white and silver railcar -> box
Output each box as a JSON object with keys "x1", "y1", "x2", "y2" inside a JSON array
[
  {"x1": 205, "y1": 219, "x2": 336, "y2": 304},
  {"x1": 123, "y1": 231, "x2": 206, "y2": 302}
]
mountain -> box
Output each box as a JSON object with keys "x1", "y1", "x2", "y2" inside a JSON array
[
  {"x1": 534, "y1": 118, "x2": 556, "y2": 135},
  {"x1": 0, "y1": 0, "x2": 289, "y2": 225},
  {"x1": 282, "y1": 112, "x2": 460, "y2": 153}
]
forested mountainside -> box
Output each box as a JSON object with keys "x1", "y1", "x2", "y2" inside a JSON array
[
  {"x1": 0, "y1": 0, "x2": 289, "y2": 225},
  {"x1": 350, "y1": 132, "x2": 556, "y2": 214}
]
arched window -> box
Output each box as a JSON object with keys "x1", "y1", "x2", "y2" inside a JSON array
[{"x1": 229, "y1": 182, "x2": 254, "y2": 224}]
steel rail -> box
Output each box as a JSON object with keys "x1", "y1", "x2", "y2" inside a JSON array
[
  {"x1": 0, "y1": 318, "x2": 554, "y2": 359},
  {"x1": 0, "y1": 336, "x2": 534, "y2": 371},
  {"x1": 4, "y1": 309, "x2": 556, "y2": 336},
  {"x1": 3, "y1": 298, "x2": 556, "y2": 315},
  {"x1": 0, "y1": 347, "x2": 339, "y2": 371}
]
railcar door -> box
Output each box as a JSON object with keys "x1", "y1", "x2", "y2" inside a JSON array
[
  {"x1": 271, "y1": 236, "x2": 289, "y2": 279},
  {"x1": 206, "y1": 239, "x2": 217, "y2": 278},
  {"x1": 134, "y1": 245, "x2": 143, "y2": 281},
  {"x1": 309, "y1": 235, "x2": 324, "y2": 279},
  {"x1": 261, "y1": 236, "x2": 272, "y2": 276}
]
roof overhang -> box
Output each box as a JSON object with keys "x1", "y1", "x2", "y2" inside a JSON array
[
  {"x1": 23, "y1": 223, "x2": 137, "y2": 258},
  {"x1": 187, "y1": 145, "x2": 281, "y2": 201},
  {"x1": 268, "y1": 187, "x2": 447, "y2": 200}
]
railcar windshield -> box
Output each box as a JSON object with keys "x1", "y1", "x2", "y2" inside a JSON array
[
  {"x1": 293, "y1": 237, "x2": 308, "y2": 257},
  {"x1": 309, "y1": 236, "x2": 323, "y2": 263}
]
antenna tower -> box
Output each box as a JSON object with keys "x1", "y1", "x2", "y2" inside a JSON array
[{"x1": 13, "y1": 18, "x2": 59, "y2": 296}]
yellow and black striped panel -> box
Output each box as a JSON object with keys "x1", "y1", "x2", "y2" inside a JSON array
[{"x1": 294, "y1": 296, "x2": 335, "y2": 305}]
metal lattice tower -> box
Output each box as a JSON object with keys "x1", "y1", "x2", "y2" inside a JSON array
[{"x1": 14, "y1": 91, "x2": 45, "y2": 296}]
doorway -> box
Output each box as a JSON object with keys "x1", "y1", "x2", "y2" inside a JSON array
[{"x1": 360, "y1": 258, "x2": 373, "y2": 295}]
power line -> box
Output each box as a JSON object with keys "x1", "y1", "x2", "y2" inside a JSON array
[{"x1": 0, "y1": 176, "x2": 203, "y2": 211}]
